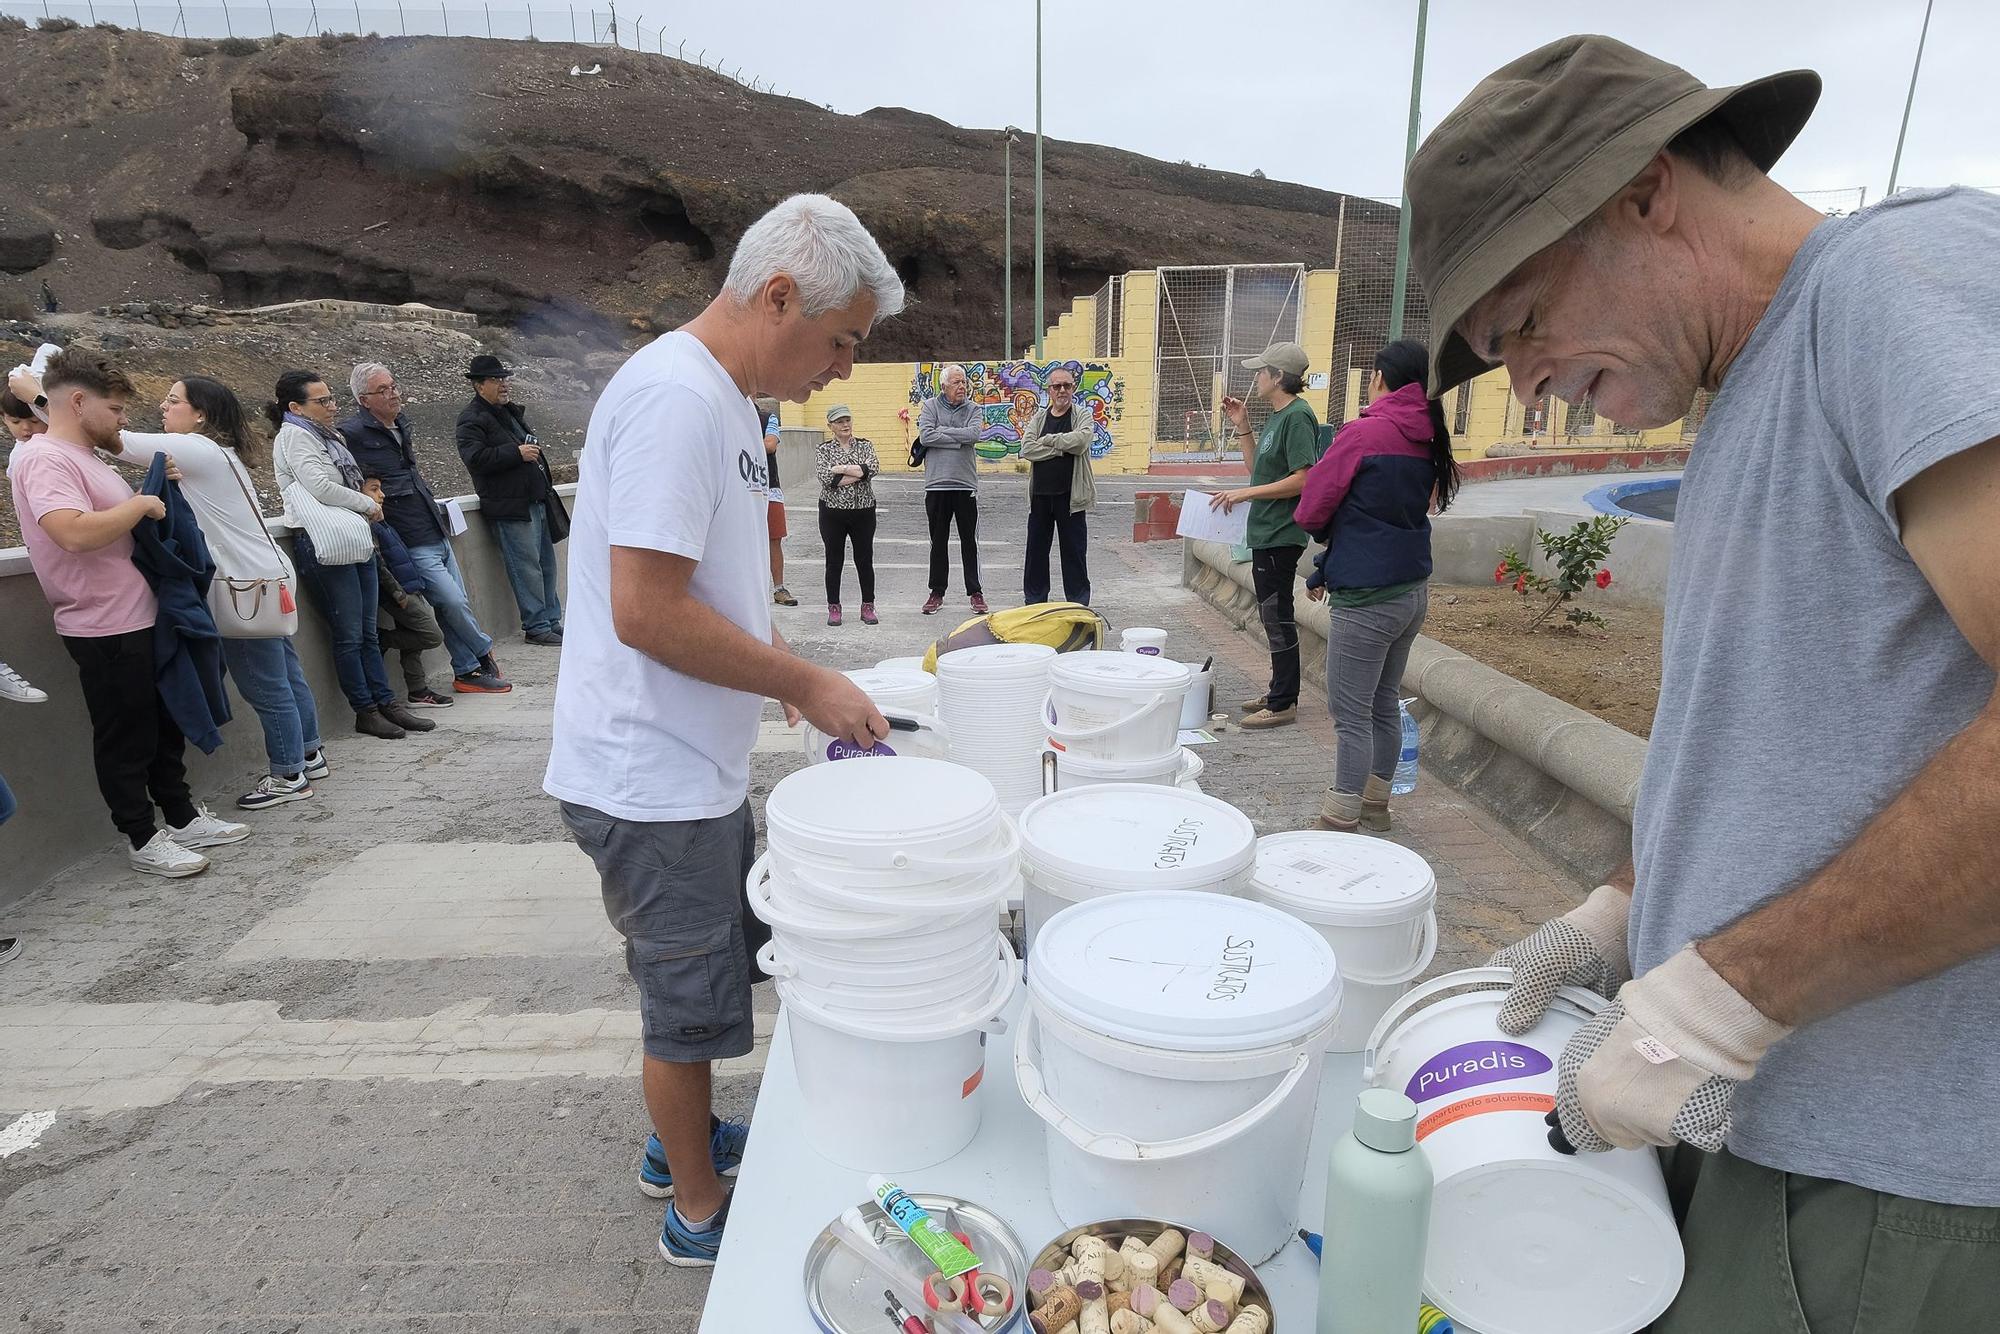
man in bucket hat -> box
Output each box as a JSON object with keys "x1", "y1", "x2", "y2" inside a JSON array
[
  {"x1": 1213, "y1": 341, "x2": 1323, "y2": 729},
  {"x1": 1417, "y1": 36, "x2": 2000, "y2": 1325}
]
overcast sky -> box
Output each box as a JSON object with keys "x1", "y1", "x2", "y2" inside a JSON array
[{"x1": 643, "y1": 0, "x2": 1987, "y2": 203}]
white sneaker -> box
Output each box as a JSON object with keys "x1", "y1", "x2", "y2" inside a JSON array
[
  {"x1": 130, "y1": 832, "x2": 209, "y2": 879},
  {"x1": 303, "y1": 749, "x2": 330, "y2": 781},
  {"x1": 0, "y1": 661, "x2": 47, "y2": 704},
  {"x1": 169, "y1": 805, "x2": 252, "y2": 849}
]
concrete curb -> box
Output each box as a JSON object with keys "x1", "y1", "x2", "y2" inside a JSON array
[{"x1": 1184, "y1": 539, "x2": 1645, "y2": 884}]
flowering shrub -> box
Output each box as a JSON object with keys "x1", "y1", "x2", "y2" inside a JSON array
[{"x1": 1496, "y1": 515, "x2": 1628, "y2": 630}]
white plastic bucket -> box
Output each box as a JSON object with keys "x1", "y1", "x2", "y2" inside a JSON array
[
  {"x1": 803, "y1": 708, "x2": 952, "y2": 765},
  {"x1": 938, "y1": 644, "x2": 1058, "y2": 814},
  {"x1": 771, "y1": 836, "x2": 1019, "y2": 916},
  {"x1": 782, "y1": 953, "x2": 1018, "y2": 1172},
  {"x1": 876, "y1": 656, "x2": 930, "y2": 673},
  {"x1": 1178, "y1": 668, "x2": 1213, "y2": 729},
  {"x1": 748, "y1": 856, "x2": 989, "y2": 944},
  {"x1": 1040, "y1": 746, "x2": 1186, "y2": 793},
  {"x1": 1363, "y1": 968, "x2": 1685, "y2": 1334},
  {"x1": 1017, "y1": 784, "x2": 1259, "y2": 952},
  {"x1": 1120, "y1": 627, "x2": 1168, "y2": 656},
  {"x1": 760, "y1": 934, "x2": 1013, "y2": 1012},
  {"x1": 765, "y1": 758, "x2": 1004, "y2": 871},
  {"x1": 1249, "y1": 832, "x2": 1438, "y2": 980},
  {"x1": 1176, "y1": 747, "x2": 1205, "y2": 792},
  {"x1": 1044, "y1": 651, "x2": 1192, "y2": 763},
  {"x1": 1015, "y1": 891, "x2": 1341, "y2": 1264}
]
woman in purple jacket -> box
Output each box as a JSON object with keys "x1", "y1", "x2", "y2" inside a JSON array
[{"x1": 1293, "y1": 338, "x2": 1460, "y2": 833}]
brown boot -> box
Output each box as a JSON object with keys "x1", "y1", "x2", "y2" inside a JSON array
[
  {"x1": 1318, "y1": 789, "x2": 1363, "y2": 830},
  {"x1": 1362, "y1": 774, "x2": 1394, "y2": 832},
  {"x1": 354, "y1": 708, "x2": 406, "y2": 740}
]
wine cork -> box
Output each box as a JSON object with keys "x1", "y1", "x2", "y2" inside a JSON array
[
  {"x1": 1031, "y1": 1284, "x2": 1081, "y2": 1334},
  {"x1": 1059, "y1": 1325, "x2": 1080, "y2": 1334},
  {"x1": 1187, "y1": 1232, "x2": 1216, "y2": 1262},
  {"x1": 1145, "y1": 1300, "x2": 1197, "y2": 1334},
  {"x1": 1128, "y1": 1251, "x2": 1160, "y2": 1290},
  {"x1": 1076, "y1": 1247, "x2": 1107, "y2": 1287},
  {"x1": 1120, "y1": 1236, "x2": 1149, "y2": 1262},
  {"x1": 1160, "y1": 1257, "x2": 1185, "y2": 1287},
  {"x1": 1081, "y1": 1295, "x2": 1111, "y2": 1334},
  {"x1": 1075, "y1": 1234, "x2": 1112, "y2": 1263},
  {"x1": 1223, "y1": 1305, "x2": 1270, "y2": 1334},
  {"x1": 1167, "y1": 1278, "x2": 1202, "y2": 1313},
  {"x1": 1029, "y1": 1269, "x2": 1059, "y2": 1308},
  {"x1": 1191, "y1": 1299, "x2": 1231, "y2": 1334},
  {"x1": 1182, "y1": 1257, "x2": 1245, "y2": 1307},
  {"x1": 1108, "y1": 1292, "x2": 1131, "y2": 1318},
  {"x1": 1146, "y1": 1228, "x2": 1187, "y2": 1269},
  {"x1": 1111, "y1": 1311, "x2": 1152, "y2": 1334},
  {"x1": 1076, "y1": 1281, "x2": 1105, "y2": 1303},
  {"x1": 1130, "y1": 1284, "x2": 1161, "y2": 1318}
]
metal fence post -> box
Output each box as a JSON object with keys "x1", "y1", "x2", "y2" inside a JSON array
[
  {"x1": 307, "y1": 2, "x2": 318, "y2": 33},
  {"x1": 132, "y1": 1, "x2": 141, "y2": 29},
  {"x1": 353, "y1": 0, "x2": 360, "y2": 30},
  {"x1": 440, "y1": 2, "x2": 446, "y2": 35},
  {"x1": 222, "y1": 0, "x2": 232, "y2": 36},
  {"x1": 567, "y1": 3, "x2": 573, "y2": 41},
  {"x1": 525, "y1": 3, "x2": 531, "y2": 38},
  {"x1": 263, "y1": 0, "x2": 273, "y2": 34},
  {"x1": 483, "y1": 1, "x2": 489, "y2": 36},
  {"x1": 394, "y1": 0, "x2": 401, "y2": 33},
  {"x1": 86, "y1": 0, "x2": 96, "y2": 25}
]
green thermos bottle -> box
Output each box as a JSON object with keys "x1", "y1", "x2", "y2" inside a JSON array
[{"x1": 1317, "y1": 1088, "x2": 1433, "y2": 1334}]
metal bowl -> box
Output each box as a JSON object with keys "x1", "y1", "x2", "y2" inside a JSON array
[{"x1": 1028, "y1": 1218, "x2": 1276, "y2": 1332}]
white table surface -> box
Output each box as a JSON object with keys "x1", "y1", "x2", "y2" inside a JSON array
[{"x1": 701, "y1": 985, "x2": 1366, "y2": 1333}]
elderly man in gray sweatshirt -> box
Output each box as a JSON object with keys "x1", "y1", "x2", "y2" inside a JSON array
[{"x1": 918, "y1": 364, "x2": 986, "y2": 614}]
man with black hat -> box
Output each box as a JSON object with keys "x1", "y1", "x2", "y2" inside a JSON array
[
  {"x1": 457, "y1": 353, "x2": 565, "y2": 646},
  {"x1": 1416, "y1": 36, "x2": 2000, "y2": 1324},
  {"x1": 1214, "y1": 341, "x2": 1322, "y2": 730}
]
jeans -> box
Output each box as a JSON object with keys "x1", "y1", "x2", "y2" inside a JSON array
[
  {"x1": 0, "y1": 769, "x2": 15, "y2": 825},
  {"x1": 1024, "y1": 492, "x2": 1090, "y2": 605},
  {"x1": 61, "y1": 629, "x2": 197, "y2": 847},
  {"x1": 378, "y1": 591, "x2": 443, "y2": 695},
  {"x1": 493, "y1": 507, "x2": 564, "y2": 636},
  {"x1": 406, "y1": 541, "x2": 494, "y2": 676},
  {"x1": 819, "y1": 504, "x2": 878, "y2": 603},
  {"x1": 1325, "y1": 584, "x2": 1428, "y2": 793},
  {"x1": 300, "y1": 556, "x2": 397, "y2": 713},
  {"x1": 1250, "y1": 545, "x2": 1306, "y2": 711},
  {"x1": 925, "y1": 490, "x2": 981, "y2": 596},
  {"x1": 221, "y1": 636, "x2": 324, "y2": 777}
]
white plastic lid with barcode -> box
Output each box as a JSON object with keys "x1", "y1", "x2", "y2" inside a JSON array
[
  {"x1": 1252, "y1": 831, "x2": 1437, "y2": 927},
  {"x1": 1018, "y1": 784, "x2": 1258, "y2": 890},
  {"x1": 1030, "y1": 890, "x2": 1341, "y2": 1051}
]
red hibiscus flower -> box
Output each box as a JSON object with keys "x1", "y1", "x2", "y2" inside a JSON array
[
  {"x1": 1493, "y1": 562, "x2": 1508, "y2": 584},
  {"x1": 1513, "y1": 574, "x2": 1528, "y2": 593},
  {"x1": 1595, "y1": 569, "x2": 1613, "y2": 589}
]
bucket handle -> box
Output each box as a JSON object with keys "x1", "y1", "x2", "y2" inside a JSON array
[
  {"x1": 1042, "y1": 749, "x2": 1059, "y2": 796},
  {"x1": 886, "y1": 814, "x2": 1021, "y2": 875},
  {"x1": 1341, "y1": 911, "x2": 1438, "y2": 988},
  {"x1": 772, "y1": 858, "x2": 1015, "y2": 916},
  {"x1": 1361, "y1": 965, "x2": 1608, "y2": 1084},
  {"x1": 754, "y1": 937, "x2": 798, "y2": 980},
  {"x1": 1041, "y1": 688, "x2": 1177, "y2": 743},
  {"x1": 1013, "y1": 1007, "x2": 1313, "y2": 1163}
]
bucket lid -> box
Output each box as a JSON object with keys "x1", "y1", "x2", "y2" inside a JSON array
[
  {"x1": 1251, "y1": 831, "x2": 1437, "y2": 926},
  {"x1": 767, "y1": 757, "x2": 999, "y2": 853},
  {"x1": 936, "y1": 643, "x2": 1057, "y2": 676},
  {"x1": 1051, "y1": 747, "x2": 1183, "y2": 777},
  {"x1": 1048, "y1": 650, "x2": 1194, "y2": 695},
  {"x1": 1018, "y1": 784, "x2": 1257, "y2": 889},
  {"x1": 844, "y1": 667, "x2": 937, "y2": 699},
  {"x1": 875, "y1": 656, "x2": 931, "y2": 673},
  {"x1": 1029, "y1": 890, "x2": 1341, "y2": 1051}
]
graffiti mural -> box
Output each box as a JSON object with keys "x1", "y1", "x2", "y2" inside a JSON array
[{"x1": 909, "y1": 361, "x2": 1122, "y2": 461}]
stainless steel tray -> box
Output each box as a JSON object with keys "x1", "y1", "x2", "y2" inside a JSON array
[
  {"x1": 1028, "y1": 1217, "x2": 1277, "y2": 1332},
  {"x1": 804, "y1": 1192, "x2": 1029, "y2": 1334}
]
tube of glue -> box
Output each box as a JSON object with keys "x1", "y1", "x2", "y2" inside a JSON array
[{"x1": 867, "y1": 1175, "x2": 982, "y2": 1280}]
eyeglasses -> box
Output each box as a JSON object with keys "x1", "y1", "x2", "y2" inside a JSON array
[
  {"x1": 1048, "y1": 381, "x2": 1075, "y2": 391},
  {"x1": 306, "y1": 394, "x2": 337, "y2": 407},
  {"x1": 361, "y1": 384, "x2": 400, "y2": 397}
]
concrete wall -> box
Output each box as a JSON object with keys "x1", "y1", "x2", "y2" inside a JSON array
[
  {"x1": 0, "y1": 488, "x2": 573, "y2": 908},
  {"x1": 1425, "y1": 510, "x2": 1674, "y2": 610}
]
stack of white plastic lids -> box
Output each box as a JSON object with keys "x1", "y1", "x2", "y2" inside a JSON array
[
  {"x1": 1015, "y1": 783, "x2": 1260, "y2": 948},
  {"x1": 936, "y1": 643, "x2": 1058, "y2": 814},
  {"x1": 875, "y1": 655, "x2": 931, "y2": 674},
  {"x1": 844, "y1": 666, "x2": 939, "y2": 716},
  {"x1": 752, "y1": 758, "x2": 1020, "y2": 1025}
]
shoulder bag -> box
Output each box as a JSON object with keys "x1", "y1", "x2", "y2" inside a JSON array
[{"x1": 209, "y1": 455, "x2": 300, "y2": 639}]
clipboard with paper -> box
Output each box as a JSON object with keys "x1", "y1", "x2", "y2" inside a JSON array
[{"x1": 1175, "y1": 489, "x2": 1250, "y2": 545}]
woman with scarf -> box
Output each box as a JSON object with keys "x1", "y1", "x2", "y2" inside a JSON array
[{"x1": 268, "y1": 370, "x2": 428, "y2": 742}]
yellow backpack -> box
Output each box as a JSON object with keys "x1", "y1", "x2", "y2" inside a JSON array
[{"x1": 922, "y1": 602, "x2": 1107, "y2": 671}]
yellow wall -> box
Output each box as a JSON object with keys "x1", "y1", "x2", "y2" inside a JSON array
[{"x1": 1300, "y1": 269, "x2": 1340, "y2": 423}]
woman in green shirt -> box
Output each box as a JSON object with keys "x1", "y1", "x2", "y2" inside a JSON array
[{"x1": 1214, "y1": 341, "x2": 1323, "y2": 729}]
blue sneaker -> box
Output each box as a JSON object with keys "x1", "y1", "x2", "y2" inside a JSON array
[
  {"x1": 658, "y1": 1192, "x2": 732, "y2": 1268},
  {"x1": 638, "y1": 1119, "x2": 750, "y2": 1198}
]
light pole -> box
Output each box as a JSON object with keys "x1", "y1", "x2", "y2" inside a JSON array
[
  {"x1": 1887, "y1": 0, "x2": 1935, "y2": 197},
  {"x1": 1388, "y1": 0, "x2": 1430, "y2": 341},
  {"x1": 1004, "y1": 127, "x2": 1022, "y2": 362},
  {"x1": 1033, "y1": 0, "x2": 1045, "y2": 360}
]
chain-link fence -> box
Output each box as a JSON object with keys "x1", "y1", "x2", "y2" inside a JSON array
[
  {"x1": 7, "y1": 2, "x2": 796, "y2": 95},
  {"x1": 1326, "y1": 196, "x2": 1431, "y2": 430},
  {"x1": 1090, "y1": 274, "x2": 1125, "y2": 360},
  {"x1": 1152, "y1": 264, "x2": 1304, "y2": 465}
]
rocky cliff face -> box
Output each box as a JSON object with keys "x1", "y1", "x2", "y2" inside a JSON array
[{"x1": 0, "y1": 26, "x2": 1397, "y2": 358}]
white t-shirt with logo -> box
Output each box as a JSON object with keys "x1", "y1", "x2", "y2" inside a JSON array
[{"x1": 544, "y1": 331, "x2": 773, "y2": 822}]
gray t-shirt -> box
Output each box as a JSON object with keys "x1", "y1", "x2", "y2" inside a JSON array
[{"x1": 1630, "y1": 187, "x2": 2000, "y2": 1206}]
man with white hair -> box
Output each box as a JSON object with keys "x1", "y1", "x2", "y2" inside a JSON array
[
  {"x1": 341, "y1": 362, "x2": 510, "y2": 694},
  {"x1": 917, "y1": 363, "x2": 987, "y2": 615},
  {"x1": 545, "y1": 193, "x2": 900, "y2": 1267},
  {"x1": 1417, "y1": 37, "x2": 2000, "y2": 1323}
]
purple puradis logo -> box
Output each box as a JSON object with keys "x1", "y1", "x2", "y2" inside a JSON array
[
  {"x1": 826, "y1": 739, "x2": 897, "y2": 761},
  {"x1": 1405, "y1": 1041, "x2": 1550, "y2": 1103}
]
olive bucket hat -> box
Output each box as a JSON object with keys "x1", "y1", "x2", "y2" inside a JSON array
[{"x1": 1407, "y1": 35, "x2": 1821, "y2": 393}]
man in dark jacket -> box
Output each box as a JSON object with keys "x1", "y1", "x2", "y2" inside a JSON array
[
  {"x1": 342, "y1": 362, "x2": 510, "y2": 693},
  {"x1": 455, "y1": 354, "x2": 563, "y2": 645}
]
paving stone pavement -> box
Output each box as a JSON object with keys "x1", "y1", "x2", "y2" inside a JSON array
[{"x1": 0, "y1": 475, "x2": 1587, "y2": 1330}]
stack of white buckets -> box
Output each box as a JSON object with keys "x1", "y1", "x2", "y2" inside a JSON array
[
  {"x1": 749, "y1": 757, "x2": 1020, "y2": 1171},
  {"x1": 1044, "y1": 649, "x2": 1200, "y2": 792},
  {"x1": 937, "y1": 643, "x2": 1060, "y2": 814}
]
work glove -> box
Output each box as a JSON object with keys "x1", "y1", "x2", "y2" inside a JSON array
[
  {"x1": 1548, "y1": 945, "x2": 1792, "y2": 1155},
  {"x1": 1486, "y1": 884, "x2": 1633, "y2": 1036}
]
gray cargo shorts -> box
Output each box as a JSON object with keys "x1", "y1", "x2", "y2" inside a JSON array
[{"x1": 559, "y1": 799, "x2": 769, "y2": 1064}]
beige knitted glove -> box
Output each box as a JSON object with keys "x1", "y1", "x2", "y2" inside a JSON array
[
  {"x1": 1487, "y1": 884, "x2": 1633, "y2": 1036},
  {"x1": 1549, "y1": 945, "x2": 1793, "y2": 1154}
]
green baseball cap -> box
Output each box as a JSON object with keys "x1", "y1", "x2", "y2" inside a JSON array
[
  {"x1": 1407, "y1": 35, "x2": 1820, "y2": 393},
  {"x1": 824, "y1": 404, "x2": 853, "y2": 423},
  {"x1": 1240, "y1": 342, "x2": 1311, "y2": 377}
]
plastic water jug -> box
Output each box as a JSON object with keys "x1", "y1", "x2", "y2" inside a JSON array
[{"x1": 1391, "y1": 700, "x2": 1419, "y2": 796}]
